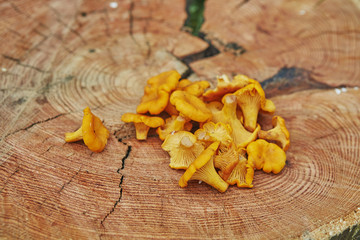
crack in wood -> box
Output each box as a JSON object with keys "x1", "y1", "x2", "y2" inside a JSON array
[
  {"x1": 128, "y1": 1, "x2": 139, "y2": 46},
  {"x1": 9, "y1": 2, "x2": 32, "y2": 18},
  {"x1": 102, "y1": 8, "x2": 111, "y2": 38},
  {"x1": 34, "y1": 165, "x2": 82, "y2": 212},
  {"x1": 182, "y1": 0, "x2": 246, "y2": 58},
  {"x1": 261, "y1": 66, "x2": 339, "y2": 97},
  {"x1": 235, "y1": 0, "x2": 250, "y2": 10},
  {"x1": 37, "y1": 75, "x2": 75, "y2": 94},
  {"x1": 178, "y1": 33, "x2": 247, "y2": 77},
  {"x1": 58, "y1": 166, "x2": 82, "y2": 194},
  {"x1": 101, "y1": 132, "x2": 133, "y2": 227},
  {"x1": 174, "y1": 32, "x2": 220, "y2": 78},
  {"x1": 118, "y1": 144, "x2": 132, "y2": 173},
  {"x1": 256, "y1": 24, "x2": 272, "y2": 36},
  {"x1": 33, "y1": 29, "x2": 48, "y2": 38},
  {"x1": 100, "y1": 176, "x2": 124, "y2": 227},
  {"x1": 0, "y1": 165, "x2": 20, "y2": 194},
  {"x1": 205, "y1": 34, "x2": 247, "y2": 56},
  {"x1": 167, "y1": 35, "x2": 220, "y2": 79},
  {"x1": 41, "y1": 145, "x2": 54, "y2": 155},
  {"x1": 17, "y1": 33, "x2": 50, "y2": 61},
  {"x1": 315, "y1": 0, "x2": 328, "y2": 7},
  {"x1": 2, "y1": 54, "x2": 50, "y2": 74},
  {"x1": 9, "y1": 2, "x2": 51, "y2": 32},
  {"x1": 3, "y1": 113, "x2": 67, "y2": 140},
  {"x1": 6, "y1": 27, "x2": 25, "y2": 39},
  {"x1": 181, "y1": 33, "x2": 220, "y2": 64},
  {"x1": 49, "y1": 5, "x2": 87, "y2": 45}
]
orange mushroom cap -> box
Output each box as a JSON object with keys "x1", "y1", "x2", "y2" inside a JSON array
[
  {"x1": 203, "y1": 74, "x2": 259, "y2": 102},
  {"x1": 136, "y1": 88, "x2": 170, "y2": 115},
  {"x1": 170, "y1": 90, "x2": 212, "y2": 122},
  {"x1": 164, "y1": 79, "x2": 210, "y2": 116},
  {"x1": 247, "y1": 139, "x2": 286, "y2": 174},
  {"x1": 179, "y1": 80, "x2": 210, "y2": 97},
  {"x1": 137, "y1": 70, "x2": 180, "y2": 115},
  {"x1": 258, "y1": 116, "x2": 290, "y2": 151}
]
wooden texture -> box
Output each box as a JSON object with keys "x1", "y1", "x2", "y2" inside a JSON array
[{"x1": 0, "y1": 0, "x2": 359, "y2": 239}]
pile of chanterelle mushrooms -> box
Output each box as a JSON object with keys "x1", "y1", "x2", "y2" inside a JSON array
[{"x1": 122, "y1": 70, "x2": 290, "y2": 192}]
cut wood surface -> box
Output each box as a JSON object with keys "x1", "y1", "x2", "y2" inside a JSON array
[{"x1": 0, "y1": 0, "x2": 359, "y2": 239}]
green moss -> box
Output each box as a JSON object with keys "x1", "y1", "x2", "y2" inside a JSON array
[
  {"x1": 330, "y1": 224, "x2": 360, "y2": 240},
  {"x1": 183, "y1": 0, "x2": 206, "y2": 36}
]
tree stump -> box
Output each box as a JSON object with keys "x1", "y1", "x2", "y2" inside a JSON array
[{"x1": 1, "y1": 0, "x2": 359, "y2": 239}]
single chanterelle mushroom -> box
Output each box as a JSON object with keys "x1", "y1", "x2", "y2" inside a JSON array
[
  {"x1": 247, "y1": 139, "x2": 286, "y2": 174},
  {"x1": 258, "y1": 116, "x2": 290, "y2": 151},
  {"x1": 157, "y1": 115, "x2": 192, "y2": 141},
  {"x1": 137, "y1": 70, "x2": 180, "y2": 115},
  {"x1": 226, "y1": 149, "x2": 254, "y2": 188},
  {"x1": 161, "y1": 131, "x2": 204, "y2": 169},
  {"x1": 170, "y1": 90, "x2": 212, "y2": 122},
  {"x1": 65, "y1": 107, "x2": 110, "y2": 153},
  {"x1": 233, "y1": 83, "x2": 275, "y2": 132},
  {"x1": 179, "y1": 141, "x2": 229, "y2": 192},
  {"x1": 203, "y1": 74, "x2": 259, "y2": 102},
  {"x1": 121, "y1": 113, "x2": 164, "y2": 140}
]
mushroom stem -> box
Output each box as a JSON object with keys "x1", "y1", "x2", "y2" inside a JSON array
[
  {"x1": 199, "y1": 159, "x2": 229, "y2": 192},
  {"x1": 196, "y1": 131, "x2": 207, "y2": 141},
  {"x1": 134, "y1": 122, "x2": 150, "y2": 140},
  {"x1": 180, "y1": 136, "x2": 194, "y2": 148},
  {"x1": 65, "y1": 127, "x2": 83, "y2": 142},
  {"x1": 224, "y1": 94, "x2": 237, "y2": 104}
]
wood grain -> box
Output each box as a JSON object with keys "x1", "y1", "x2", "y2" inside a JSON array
[
  {"x1": 192, "y1": 0, "x2": 360, "y2": 86},
  {"x1": 1, "y1": 0, "x2": 360, "y2": 239}
]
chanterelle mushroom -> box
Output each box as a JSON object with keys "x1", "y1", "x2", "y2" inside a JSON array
[
  {"x1": 121, "y1": 113, "x2": 164, "y2": 140},
  {"x1": 170, "y1": 90, "x2": 212, "y2": 122},
  {"x1": 162, "y1": 131, "x2": 204, "y2": 169},
  {"x1": 137, "y1": 70, "x2": 180, "y2": 115},
  {"x1": 247, "y1": 139, "x2": 286, "y2": 174},
  {"x1": 179, "y1": 141, "x2": 229, "y2": 192},
  {"x1": 233, "y1": 83, "x2": 275, "y2": 132},
  {"x1": 65, "y1": 107, "x2": 110, "y2": 153},
  {"x1": 258, "y1": 116, "x2": 290, "y2": 151},
  {"x1": 203, "y1": 74, "x2": 259, "y2": 102}
]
